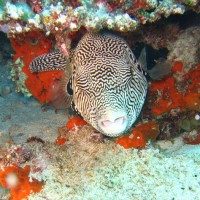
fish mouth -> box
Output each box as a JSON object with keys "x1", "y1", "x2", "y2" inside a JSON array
[
  {"x1": 97, "y1": 115, "x2": 128, "y2": 137},
  {"x1": 100, "y1": 127, "x2": 128, "y2": 137}
]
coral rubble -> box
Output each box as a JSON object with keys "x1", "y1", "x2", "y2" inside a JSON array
[
  {"x1": 0, "y1": 0, "x2": 198, "y2": 141},
  {"x1": 1, "y1": 125, "x2": 199, "y2": 200},
  {"x1": 26, "y1": 131, "x2": 200, "y2": 199}
]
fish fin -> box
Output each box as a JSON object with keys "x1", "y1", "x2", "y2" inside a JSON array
[
  {"x1": 50, "y1": 70, "x2": 73, "y2": 110},
  {"x1": 127, "y1": 46, "x2": 147, "y2": 76},
  {"x1": 148, "y1": 59, "x2": 172, "y2": 80},
  {"x1": 29, "y1": 51, "x2": 68, "y2": 72},
  {"x1": 138, "y1": 47, "x2": 148, "y2": 76}
]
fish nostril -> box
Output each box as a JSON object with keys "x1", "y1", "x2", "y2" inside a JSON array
[
  {"x1": 114, "y1": 116, "x2": 125, "y2": 124},
  {"x1": 101, "y1": 120, "x2": 112, "y2": 127}
]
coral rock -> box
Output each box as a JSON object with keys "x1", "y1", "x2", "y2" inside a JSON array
[
  {"x1": 168, "y1": 27, "x2": 200, "y2": 70},
  {"x1": 183, "y1": 130, "x2": 200, "y2": 145}
]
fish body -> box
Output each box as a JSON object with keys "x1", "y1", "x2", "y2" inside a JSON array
[{"x1": 30, "y1": 32, "x2": 148, "y2": 137}]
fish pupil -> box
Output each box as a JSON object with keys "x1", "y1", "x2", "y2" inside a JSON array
[{"x1": 67, "y1": 78, "x2": 73, "y2": 95}]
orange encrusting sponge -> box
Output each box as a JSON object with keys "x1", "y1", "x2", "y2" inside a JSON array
[
  {"x1": 116, "y1": 121, "x2": 159, "y2": 149},
  {"x1": 66, "y1": 116, "x2": 87, "y2": 131},
  {"x1": 0, "y1": 165, "x2": 44, "y2": 200},
  {"x1": 149, "y1": 62, "x2": 200, "y2": 116},
  {"x1": 56, "y1": 136, "x2": 67, "y2": 146},
  {"x1": 150, "y1": 76, "x2": 184, "y2": 116},
  {"x1": 56, "y1": 116, "x2": 87, "y2": 145},
  {"x1": 10, "y1": 31, "x2": 64, "y2": 104}
]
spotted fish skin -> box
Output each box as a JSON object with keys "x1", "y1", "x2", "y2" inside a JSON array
[{"x1": 30, "y1": 32, "x2": 148, "y2": 137}]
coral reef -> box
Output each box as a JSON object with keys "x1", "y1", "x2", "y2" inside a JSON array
[
  {"x1": 56, "y1": 115, "x2": 106, "y2": 145},
  {"x1": 141, "y1": 23, "x2": 181, "y2": 50},
  {"x1": 10, "y1": 57, "x2": 31, "y2": 97},
  {"x1": 0, "y1": 1, "x2": 199, "y2": 197},
  {"x1": 28, "y1": 125, "x2": 109, "y2": 187},
  {"x1": 1, "y1": 121, "x2": 200, "y2": 200},
  {"x1": 0, "y1": 0, "x2": 198, "y2": 149},
  {"x1": 4, "y1": 124, "x2": 197, "y2": 200},
  {"x1": 148, "y1": 62, "x2": 200, "y2": 116},
  {"x1": 0, "y1": 0, "x2": 198, "y2": 37},
  {"x1": 122, "y1": 21, "x2": 200, "y2": 71},
  {"x1": 1, "y1": 110, "x2": 200, "y2": 200},
  {"x1": 142, "y1": 61, "x2": 200, "y2": 140}
]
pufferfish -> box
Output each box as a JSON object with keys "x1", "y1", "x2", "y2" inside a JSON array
[{"x1": 30, "y1": 32, "x2": 148, "y2": 137}]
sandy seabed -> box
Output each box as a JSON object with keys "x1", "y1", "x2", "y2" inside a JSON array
[{"x1": 0, "y1": 62, "x2": 200, "y2": 200}]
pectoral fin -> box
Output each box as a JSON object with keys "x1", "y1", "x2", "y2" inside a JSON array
[
  {"x1": 50, "y1": 70, "x2": 73, "y2": 110},
  {"x1": 29, "y1": 51, "x2": 68, "y2": 72}
]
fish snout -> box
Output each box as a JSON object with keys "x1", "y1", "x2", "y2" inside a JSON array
[
  {"x1": 98, "y1": 112, "x2": 128, "y2": 137},
  {"x1": 101, "y1": 116, "x2": 125, "y2": 127}
]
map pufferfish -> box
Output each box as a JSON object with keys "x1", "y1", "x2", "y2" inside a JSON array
[{"x1": 29, "y1": 32, "x2": 148, "y2": 137}]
